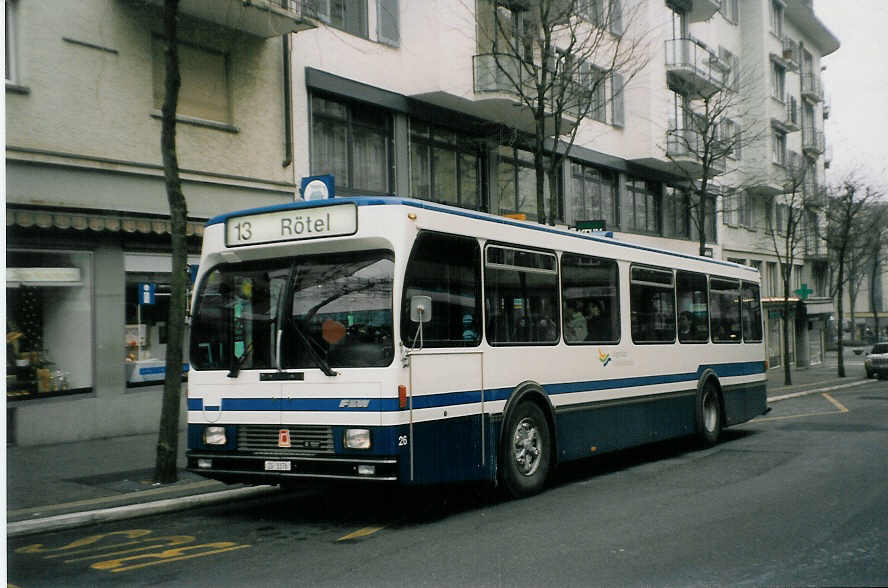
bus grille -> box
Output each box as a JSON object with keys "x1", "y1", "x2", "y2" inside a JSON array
[{"x1": 237, "y1": 425, "x2": 335, "y2": 456}]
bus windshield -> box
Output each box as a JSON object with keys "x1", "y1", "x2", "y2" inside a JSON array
[{"x1": 190, "y1": 250, "x2": 395, "y2": 371}]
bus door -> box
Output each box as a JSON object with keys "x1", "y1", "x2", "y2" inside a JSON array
[{"x1": 408, "y1": 350, "x2": 487, "y2": 483}]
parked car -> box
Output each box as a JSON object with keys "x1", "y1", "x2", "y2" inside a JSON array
[{"x1": 864, "y1": 342, "x2": 888, "y2": 379}]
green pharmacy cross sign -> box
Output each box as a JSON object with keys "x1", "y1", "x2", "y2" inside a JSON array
[{"x1": 794, "y1": 283, "x2": 813, "y2": 300}]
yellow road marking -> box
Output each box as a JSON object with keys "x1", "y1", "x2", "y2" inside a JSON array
[
  {"x1": 104, "y1": 544, "x2": 251, "y2": 573},
  {"x1": 337, "y1": 526, "x2": 385, "y2": 542},
  {"x1": 9, "y1": 481, "x2": 220, "y2": 517},
  {"x1": 822, "y1": 392, "x2": 849, "y2": 413},
  {"x1": 754, "y1": 392, "x2": 850, "y2": 422}
]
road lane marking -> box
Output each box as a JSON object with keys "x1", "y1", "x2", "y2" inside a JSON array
[
  {"x1": 91, "y1": 542, "x2": 251, "y2": 573},
  {"x1": 754, "y1": 392, "x2": 851, "y2": 422},
  {"x1": 337, "y1": 526, "x2": 386, "y2": 541},
  {"x1": 768, "y1": 380, "x2": 869, "y2": 402}
]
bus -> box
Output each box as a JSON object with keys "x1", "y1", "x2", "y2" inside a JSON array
[{"x1": 186, "y1": 196, "x2": 767, "y2": 497}]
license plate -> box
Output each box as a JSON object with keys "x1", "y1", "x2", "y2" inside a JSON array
[{"x1": 264, "y1": 460, "x2": 292, "y2": 472}]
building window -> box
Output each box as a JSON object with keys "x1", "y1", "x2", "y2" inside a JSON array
[
  {"x1": 376, "y1": 0, "x2": 400, "y2": 46},
  {"x1": 7, "y1": 250, "x2": 94, "y2": 400},
  {"x1": 496, "y1": 146, "x2": 558, "y2": 222},
  {"x1": 152, "y1": 36, "x2": 231, "y2": 125},
  {"x1": 769, "y1": 0, "x2": 784, "y2": 38},
  {"x1": 410, "y1": 121, "x2": 482, "y2": 210},
  {"x1": 622, "y1": 177, "x2": 660, "y2": 234},
  {"x1": 770, "y1": 60, "x2": 785, "y2": 102},
  {"x1": 663, "y1": 186, "x2": 690, "y2": 238},
  {"x1": 310, "y1": 94, "x2": 391, "y2": 194},
  {"x1": 720, "y1": 0, "x2": 739, "y2": 24},
  {"x1": 312, "y1": 0, "x2": 369, "y2": 38},
  {"x1": 571, "y1": 162, "x2": 616, "y2": 229},
  {"x1": 772, "y1": 130, "x2": 787, "y2": 166}
]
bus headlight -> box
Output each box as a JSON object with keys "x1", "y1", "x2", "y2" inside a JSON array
[
  {"x1": 344, "y1": 428, "x2": 371, "y2": 449},
  {"x1": 203, "y1": 426, "x2": 227, "y2": 445}
]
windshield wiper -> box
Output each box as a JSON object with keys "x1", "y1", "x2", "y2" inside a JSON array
[
  {"x1": 288, "y1": 318, "x2": 338, "y2": 377},
  {"x1": 227, "y1": 341, "x2": 253, "y2": 379}
]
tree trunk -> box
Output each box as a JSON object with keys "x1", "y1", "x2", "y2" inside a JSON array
[
  {"x1": 782, "y1": 266, "x2": 792, "y2": 385},
  {"x1": 872, "y1": 247, "x2": 882, "y2": 340},
  {"x1": 836, "y1": 260, "x2": 846, "y2": 378},
  {"x1": 155, "y1": 0, "x2": 188, "y2": 484}
]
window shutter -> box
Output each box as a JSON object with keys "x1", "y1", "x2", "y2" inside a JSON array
[
  {"x1": 611, "y1": 71, "x2": 624, "y2": 127},
  {"x1": 377, "y1": 0, "x2": 400, "y2": 47},
  {"x1": 609, "y1": 0, "x2": 623, "y2": 35}
]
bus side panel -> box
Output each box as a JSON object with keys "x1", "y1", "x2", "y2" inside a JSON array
[
  {"x1": 554, "y1": 392, "x2": 697, "y2": 461},
  {"x1": 722, "y1": 381, "x2": 768, "y2": 426},
  {"x1": 405, "y1": 414, "x2": 490, "y2": 485}
]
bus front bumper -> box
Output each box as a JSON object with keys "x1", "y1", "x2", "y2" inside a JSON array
[{"x1": 186, "y1": 451, "x2": 399, "y2": 483}]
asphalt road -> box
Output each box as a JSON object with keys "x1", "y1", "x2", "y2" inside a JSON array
[{"x1": 8, "y1": 378, "x2": 888, "y2": 587}]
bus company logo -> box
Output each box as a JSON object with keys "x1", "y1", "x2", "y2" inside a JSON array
[
  {"x1": 339, "y1": 399, "x2": 370, "y2": 408},
  {"x1": 598, "y1": 349, "x2": 612, "y2": 367}
]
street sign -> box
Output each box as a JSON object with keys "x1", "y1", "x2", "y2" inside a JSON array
[
  {"x1": 576, "y1": 219, "x2": 606, "y2": 231},
  {"x1": 138, "y1": 282, "x2": 156, "y2": 305}
]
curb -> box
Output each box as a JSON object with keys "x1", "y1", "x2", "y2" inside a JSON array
[{"x1": 7, "y1": 485, "x2": 279, "y2": 538}]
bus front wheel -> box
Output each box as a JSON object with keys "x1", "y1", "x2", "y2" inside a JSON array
[
  {"x1": 502, "y1": 401, "x2": 551, "y2": 498},
  {"x1": 696, "y1": 381, "x2": 722, "y2": 447}
]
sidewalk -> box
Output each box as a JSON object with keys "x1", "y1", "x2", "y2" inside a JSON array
[{"x1": 6, "y1": 352, "x2": 871, "y2": 538}]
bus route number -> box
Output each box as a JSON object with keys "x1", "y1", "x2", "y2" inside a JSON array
[
  {"x1": 232, "y1": 221, "x2": 252, "y2": 242},
  {"x1": 398, "y1": 435, "x2": 408, "y2": 447}
]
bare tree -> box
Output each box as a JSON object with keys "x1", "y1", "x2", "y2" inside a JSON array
[
  {"x1": 861, "y1": 201, "x2": 888, "y2": 342},
  {"x1": 764, "y1": 154, "x2": 821, "y2": 385},
  {"x1": 155, "y1": 0, "x2": 188, "y2": 483},
  {"x1": 824, "y1": 178, "x2": 877, "y2": 377},
  {"x1": 478, "y1": 0, "x2": 648, "y2": 224}
]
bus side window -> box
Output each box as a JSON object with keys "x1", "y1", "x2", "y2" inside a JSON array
[{"x1": 560, "y1": 253, "x2": 619, "y2": 345}]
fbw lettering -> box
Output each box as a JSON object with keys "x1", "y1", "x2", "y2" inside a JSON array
[{"x1": 281, "y1": 213, "x2": 332, "y2": 236}]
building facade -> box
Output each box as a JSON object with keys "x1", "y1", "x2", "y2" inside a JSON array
[{"x1": 5, "y1": 0, "x2": 839, "y2": 445}]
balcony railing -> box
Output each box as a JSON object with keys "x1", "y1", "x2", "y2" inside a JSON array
[
  {"x1": 473, "y1": 53, "x2": 536, "y2": 97},
  {"x1": 782, "y1": 36, "x2": 800, "y2": 71},
  {"x1": 801, "y1": 73, "x2": 823, "y2": 102},
  {"x1": 665, "y1": 38, "x2": 729, "y2": 98},
  {"x1": 666, "y1": 122, "x2": 726, "y2": 175},
  {"x1": 802, "y1": 127, "x2": 825, "y2": 155}
]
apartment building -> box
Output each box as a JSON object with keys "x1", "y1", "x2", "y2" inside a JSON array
[
  {"x1": 5, "y1": 0, "x2": 313, "y2": 444},
  {"x1": 5, "y1": 0, "x2": 838, "y2": 444}
]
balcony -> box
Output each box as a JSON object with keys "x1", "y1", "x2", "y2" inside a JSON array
[
  {"x1": 142, "y1": 0, "x2": 316, "y2": 38},
  {"x1": 771, "y1": 96, "x2": 800, "y2": 133},
  {"x1": 665, "y1": 38, "x2": 730, "y2": 99},
  {"x1": 802, "y1": 127, "x2": 825, "y2": 156},
  {"x1": 474, "y1": 53, "x2": 536, "y2": 98},
  {"x1": 823, "y1": 95, "x2": 831, "y2": 119},
  {"x1": 801, "y1": 73, "x2": 824, "y2": 103},
  {"x1": 824, "y1": 144, "x2": 833, "y2": 169},
  {"x1": 668, "y1": 0, "x2": 720, "y2": 23},
  {"x1": 782, "y1": 37, "x2": 800, "y2": 71},
  {"x1": 666, "y1": 123, "x2": 726, "y2": 177}
]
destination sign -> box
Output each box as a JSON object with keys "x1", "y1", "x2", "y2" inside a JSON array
[{"x1": 225, "y1": 203, "x2": 357, "y2": 247}]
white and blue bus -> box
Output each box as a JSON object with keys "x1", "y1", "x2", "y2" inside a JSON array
[{"x1": 187, "y1": 197, "x2": 767, "y2": 497}]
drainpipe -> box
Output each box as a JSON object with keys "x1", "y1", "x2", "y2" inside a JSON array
[{"x1": 281, "y1": 33, "x2": 293, "y2": 170}]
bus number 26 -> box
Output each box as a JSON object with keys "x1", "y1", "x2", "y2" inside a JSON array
[{"x1": 398, "y1": 435, "x2": 408, "y2": 447}]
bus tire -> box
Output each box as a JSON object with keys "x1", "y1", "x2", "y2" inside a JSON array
[
  {"x1": 696, "y1": 380, "x2": 722, "y2": 448},
  {"x1": 502, "y1": 401, "x2": 551, "y2": 498}
]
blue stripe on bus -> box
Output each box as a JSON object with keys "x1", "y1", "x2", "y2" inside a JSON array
[
  {"x1": 186, "y1": 361, "x2": 765, "y2": 413},
  {"x1": 205, "y1": 196, "x2": 757, "y2": 273}
]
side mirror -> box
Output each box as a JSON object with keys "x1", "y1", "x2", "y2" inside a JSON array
[{"x1": 410, "y1": 295, "x2": 432, "y2": 323}]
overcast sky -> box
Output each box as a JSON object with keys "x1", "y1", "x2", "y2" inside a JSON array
[{"x1": 816, "y1": 1, "x2": 888, "y2": 190}]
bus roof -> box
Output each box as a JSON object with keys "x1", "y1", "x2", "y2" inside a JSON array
[{"x1": 206, "y1": 196, "x2": 758, "y2": 274}]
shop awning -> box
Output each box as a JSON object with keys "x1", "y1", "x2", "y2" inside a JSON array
[{"x1": 6, "y1": 208, "x2": 205, "y2": 237}]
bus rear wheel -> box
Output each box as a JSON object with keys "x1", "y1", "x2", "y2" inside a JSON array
[
  {"x1": 502, "y1": 401, "x2": 551, "y2": 498},
  {"x1": 696, "y1": 382, "x2": 722, "y2": 447}
]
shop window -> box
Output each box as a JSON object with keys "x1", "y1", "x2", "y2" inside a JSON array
[
  {"x1": 410, "y1": 121, "x2": 482, "y2": 210},
  {"x1": 571, "y1": 162, "x2": 616, "y2": 229},
  {"x1": 310, "y1": 94, "x2": 392, "y2": 194},
  {"x1": 497, "y1": 146, "x2": 561, "y2": 222},
  {"x1": 6, "y1": 250, "x2": 93, "y2": 400}
]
